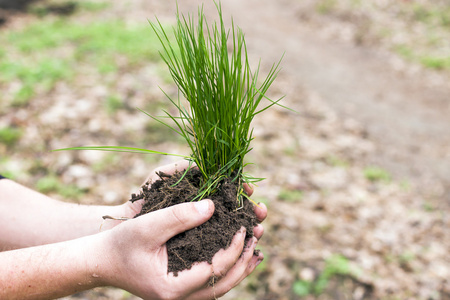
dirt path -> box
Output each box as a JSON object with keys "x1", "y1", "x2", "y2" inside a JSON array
[{"x1": 217, "y1": 0, "x2": 450, "y2": 201}]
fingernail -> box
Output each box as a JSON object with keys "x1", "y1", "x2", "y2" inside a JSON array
[{"x1": 194, "y1": 200, "x2": 210, "y2": 216}]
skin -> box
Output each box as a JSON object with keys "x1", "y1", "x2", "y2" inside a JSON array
[{"x1": 0, "y1": 160, "x2": 267, "y2": 300}]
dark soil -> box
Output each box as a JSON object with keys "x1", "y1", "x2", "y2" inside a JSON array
[{"x1": 130, "y1": 168, "x2": 257, "y2": 275}]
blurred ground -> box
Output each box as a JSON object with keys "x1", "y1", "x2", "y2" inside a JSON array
[{"x1": 0, "y1": 0, "x2": 449, "y2": 299}]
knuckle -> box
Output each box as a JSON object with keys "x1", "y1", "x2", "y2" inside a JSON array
[
  {"x1": 214, "y1": 265, "x2": 230, "y2": 279},
  {"x1": 247, "y1": 260, "x2": 256, "y2": 273},
  {"x1": 170, "y1": 205, "x2": 188, "y2": 226}
]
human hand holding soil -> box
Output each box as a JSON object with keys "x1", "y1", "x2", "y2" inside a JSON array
[
  {"x1": 98, "y1": 160, "x2": 267, "y2": 299},
  {"x1": 97, "y1": 199, "x2": 264, "y2": 299}
]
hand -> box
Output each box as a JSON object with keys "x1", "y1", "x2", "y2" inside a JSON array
[{"x1": 94, "y1": 199, "x2": 263, "y2": 299}]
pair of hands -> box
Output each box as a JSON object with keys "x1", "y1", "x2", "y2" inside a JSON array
[{"x1": 97, "y1": 161, "x2": 267, "y2": 299}]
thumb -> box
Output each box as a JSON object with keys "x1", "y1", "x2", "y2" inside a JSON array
[{"x1": 149, "y1": 199, "x2": 214, "y2": 245}]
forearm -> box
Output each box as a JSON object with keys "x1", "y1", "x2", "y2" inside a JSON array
[
  {"x1": 0, "y1": 179, "x2": 122, "y2": 249},
  {"x1": 0, "y1": 234, "x2": 105, "y2": 300}
]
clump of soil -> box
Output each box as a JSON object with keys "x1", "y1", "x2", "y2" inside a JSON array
[{"x1": 130, "y1": 168, "x2": 257, "y2": 275}]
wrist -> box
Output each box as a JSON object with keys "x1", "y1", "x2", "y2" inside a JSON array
[{"x1": 78, "y1": 233, "x2": 112, "y2": 288}]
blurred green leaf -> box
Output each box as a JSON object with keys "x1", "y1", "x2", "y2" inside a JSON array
[
  {"x1": 293, "y1": 280, "x2": 312, "y2": 296},
  {"x1": 0, "y1": 127, "x2": 22, "y2": 147}
]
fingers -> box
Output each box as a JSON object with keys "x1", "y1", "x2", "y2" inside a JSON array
[
  {"x1": 253, "y1": 202, "x2": 267, "y2": 239},
  {"x1": 141, "y1": 200, "x2": 214, "y2": 246},
  {"x1": 253, "y1": 201, "x2": 267, "y2": 223},
  {"x1": 243, "y1": 183, "x2": 254, "y2": 196},
  {"x1": 242, "y1": 183, "x2": 267, "y2": 223},
  {"x1": 171, "y1": 227, "x2": 247, "y2": 296},
  {"x1": 253, "y1": 223, "x2": 265, "y2": 240},
  {"x1": 123, "y1": 198, "x2": 144, "y2": 218},
  {"x1": 214, "y1": 239, "x2": 263, "y2": 299},
  {"x1": 212, "y1": 237, "x2": 262, "y2": 294},
  {"x1": 210, "y1": 227, "x2": 247, "y2": 279},
  {"x1": 187, "y1": 234, "x2": 263, "y2": 300}
]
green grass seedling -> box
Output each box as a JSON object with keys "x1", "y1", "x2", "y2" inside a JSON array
[{"x1": 57, "y1": 2, "x2": 286, "y2": 201}]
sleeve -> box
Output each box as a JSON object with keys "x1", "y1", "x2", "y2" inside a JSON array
[{"x1": 0, "y1": 174, "x2": 7, "y2": 180}]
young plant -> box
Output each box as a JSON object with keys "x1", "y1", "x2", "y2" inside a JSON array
[{"x1": 56, "y1": 2, "x2": 284, "y2": 201}]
